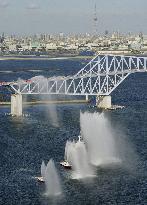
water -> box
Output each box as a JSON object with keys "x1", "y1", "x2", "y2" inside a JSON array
[
  {"x1": 65, "y1": 140, "x2": 95, "y2": 179},
  {"x1": 41, "y1": 161, "x2": 46, "y2": 179},
  {"x1": 44, "y1": 159, "x2": 62, "y2": 197},
  {"x1": 80, "y1": 112, "x2": 121, "y2": 166},
  {"x1": 29, "y1": 75, "x2": 59, "y2": 127},
  {"x1": 0, "y1": 58, "x2": 147, "y2": 204}
]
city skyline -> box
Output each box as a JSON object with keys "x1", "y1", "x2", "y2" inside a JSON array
[{"x1": 0, "y1": 0, "x2": 147, "y2": 35}]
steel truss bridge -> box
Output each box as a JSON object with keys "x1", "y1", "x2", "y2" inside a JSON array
[{"x1": 1, "y1": 54, "x2": 147, "y2": 96}]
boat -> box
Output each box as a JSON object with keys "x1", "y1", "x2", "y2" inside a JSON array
[
  {"x1": 35, "y1": 176, "x2": 45, "y2": 183},
  {"x1": 60, "y1": 134, "x2": 83, "y2": 169},
  {"x1": 60, "y1": 160, "x2": 72, "y2": 169},
  {"x1": 35, "y1": 160, "x2": 46, "y2": 183}
]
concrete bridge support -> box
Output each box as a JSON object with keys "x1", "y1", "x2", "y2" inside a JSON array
[
  {"x1": 96, "y1": 95, "x2": 111, "y2": 109},
  {"x1": 86, "y1": 95, "x2": 89, "y2": 101},
  {"x1": 11, "y1": 94, "x2": 22, "y2": 116}
]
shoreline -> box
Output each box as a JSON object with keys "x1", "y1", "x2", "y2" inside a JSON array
[
  {"x1": 0, "y1": 52, "x2": 145, "y2": 61},
  {"x1": 0, "y1": 55, "x2": 94, "y2": 61}
]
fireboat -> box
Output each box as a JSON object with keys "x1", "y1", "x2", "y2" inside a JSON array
[
  {"x1": 60, "y1": 160, "x2": 72, "y2": 169},
  {"x1": 35, "y1": 176, "x2": 45, "y2": 183},
  {"x1": 60, "y1": 135, "x2": 83, "y2": 169}
]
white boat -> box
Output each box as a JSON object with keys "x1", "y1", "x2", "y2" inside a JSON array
[
  {"x1": 60, "y1": 134, "x2": 83, "y2": 170},
  {"x1": 60, "y1": 161, "x2": 72, "y2": 169},
  {"x1": 35, "y1": 176, "x2": 44, "y2": 182},
  {"x1": 35, "y1": 160, "x2": 46, "y2": 182}
]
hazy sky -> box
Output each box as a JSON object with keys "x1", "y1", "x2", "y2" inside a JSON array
[{"x1": 0, "y1": 0, "x2": 147, "y2": 35}]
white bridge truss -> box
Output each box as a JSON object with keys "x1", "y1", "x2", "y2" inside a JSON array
[{"x1": 7, "y1": 54, "x2": 147, "y2": 96}]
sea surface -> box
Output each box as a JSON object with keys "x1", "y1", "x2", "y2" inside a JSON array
[{"x1": 0, "y1": 57, "x2": 147, "y2": 205}]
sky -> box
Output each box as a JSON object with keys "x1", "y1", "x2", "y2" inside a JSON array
[{"x1": 0, "y1": 0, "x2": 147, "y2": 35}]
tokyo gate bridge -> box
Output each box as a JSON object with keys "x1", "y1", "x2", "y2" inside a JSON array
[{"x1": 1, "y1": 54, "x2": 147, "y2": 116}]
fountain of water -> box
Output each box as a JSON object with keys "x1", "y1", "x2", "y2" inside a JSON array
[
  {"x1": 41, "y1": 160, "x2": 46, "y2": 179},
  {"x1": 65, "y1": 139, "x2": 95, "y2": 179},
  {"x1": 44, "y1": 159, "x2": 62, "y2": 197},
  {"x1": 80, "y1": 112, "x2": 121, "y2": 166},
  {"x1": 30, "y1": 76, "x2": 59, "y2": 127}
]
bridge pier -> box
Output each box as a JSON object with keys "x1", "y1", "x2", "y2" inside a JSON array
[
  {"x1": 96, "y1": 95, "x2": 111, "y2": 109},
  {"x1": 86, "y1": 95, "x2": 89, "y2": 101},
  {"x1": 11, "y1": 94, "x2": 22, "y2": 116}
]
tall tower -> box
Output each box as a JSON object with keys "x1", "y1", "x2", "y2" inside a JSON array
[{"x1": 93, "y1": 3, "x2": 98, "y2": 35}]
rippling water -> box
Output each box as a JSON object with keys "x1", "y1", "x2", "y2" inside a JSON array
[{"x1": 0, "y1": 58, "x2": 147, "y2": 205}]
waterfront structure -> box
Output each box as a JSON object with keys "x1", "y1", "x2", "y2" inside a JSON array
[{"x1": 1, "y1": 54, "x2": 147, "y2": 115}]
